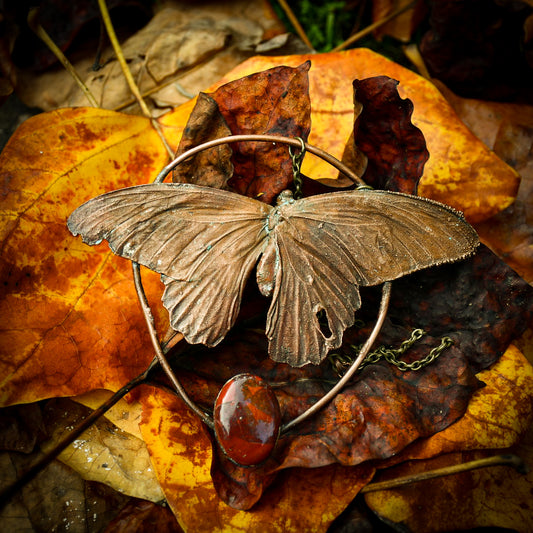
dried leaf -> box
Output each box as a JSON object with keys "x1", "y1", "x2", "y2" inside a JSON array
[
  {"x1": 374, "y1": 344, "x2": 533, "y2": 467},
  {"x1": 0, "y1": 452, "x2": 131, "y2": 531},
  {"x1": 436, "y1": 83, "x2": 533, "y2": 282},
  {"x1": 172, "y1": 93, "x2": 233, "y2": 189},
  {"x1": 42, "y1": 398, "x2": 164, "y2": 502},
  {"x1": 351, "y1": 76, "x2": 429, "y2": 193},
  {"x1": 104, "y1": 499, "x2": 183, "y2": 533},
  {"x1": 0, "y1": 403, "x2": 45, "y2": 453},
  {"x1": 210, "y1": 62, "x2": 311, "y2": 202},
  {"x1": 0, "y1": 108, "x2": 169, "y2": 406},
  {"x1": 364, "y1": 346, "x2": 533, "y2": 532}
]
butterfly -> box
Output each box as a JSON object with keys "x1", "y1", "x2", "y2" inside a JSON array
[{"x1": 67, "y1": 183, "x2": 479, "y2": 367}]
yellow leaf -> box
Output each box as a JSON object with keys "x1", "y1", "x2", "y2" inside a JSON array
[
  {"x1": 139, "y1": 385, "x2": 374, "y2": 531},
  {"x1": 364, "y1": 344, "x2": 533, "y2": 531},
  {"x1": 0, "y1": 108, "x2": 169, "y2": 406}
]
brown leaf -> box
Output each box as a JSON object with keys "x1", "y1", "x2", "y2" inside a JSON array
[
  {"x1": 0, "y1": 404, "x2": 45, "y2": 453},
  {"x1": 351, "y1": 76, "x2": 429, "y2": 193},
  {"x1": 0, "y1": 451, "x2": 131, "y2": 531},
  {"x1": 208, "y1": 62, "x2": 312, "y2": 202},
  {"x1": 104, "y1": 499, "x2": 184, "y2": 533},
  {"x1": 374, "y1": 344, "x2": 533, "y2": 466},
  {"x1": 436, "y1": 83, "x2": 533, "y2": 282},
  {"x1": 172, "y1": 93, "x2": 233, "y2": 189}
]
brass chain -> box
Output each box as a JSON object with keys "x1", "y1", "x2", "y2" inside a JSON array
[
  {"x1": 289, "y1": 137, "x2": 306, "y2": 200},
  {"x1": 329, "y1": 328, "x2": 454, "y2": 377}
]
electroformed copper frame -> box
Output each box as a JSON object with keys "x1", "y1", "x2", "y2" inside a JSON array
[{"x1": 131, "y1": 134, "x2": 392, "y2": 437}]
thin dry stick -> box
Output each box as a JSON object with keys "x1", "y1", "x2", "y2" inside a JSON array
[
  {"x1": 361, "y1": 454, "x2": 526, "y2": 494},
  {"x1": 0, "y1": 357, "x2": 159, "y2": 509},
  {"x1": 331, "y1": 0, "x2": 416, "y2": 52},
  {"x1": 277, "y1": 0, "x2": 314, "y2": 50},
  {"x1": 27, "y1": 8, "x2": 99, "y2": 108},
  {"x1": 97, "y1": 0, "x2": 174, "y2": 158}
]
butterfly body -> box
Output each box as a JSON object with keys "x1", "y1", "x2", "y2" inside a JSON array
[{"x1": 68, "y1": 182, "x2": 478, "y2": 367}]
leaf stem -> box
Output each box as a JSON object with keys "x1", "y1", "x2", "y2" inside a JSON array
[
  {"x1": 0, "y1": 357, "x2": 159, "y2": 509},
  {"x1": 27, "y1": 8, "x2": 99, "y2": 108},
  {"x1": 97, "y1": 0, "x2": 174, "y2": 158},
  {"x1": 331, "y1": 0, "x2": 416, "y2": 52},
  {"x1": 361, "y1": 454, "x2": 527, "y2": 494}
]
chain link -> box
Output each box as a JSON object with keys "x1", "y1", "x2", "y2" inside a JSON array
[
  {"x1": 329, "y1": 328, "x2": 454, "y2": 377},
  {"x1": 289, "y1": 137, "x2": 306, "y2": 200}
]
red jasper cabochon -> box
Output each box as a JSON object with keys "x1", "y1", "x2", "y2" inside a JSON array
[{"x1": 214, "y1": 373, "x2": 281, "y2": 466}]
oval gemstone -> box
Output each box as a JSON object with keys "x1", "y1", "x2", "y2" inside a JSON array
[{"x1": 214, "y1": 373, "x2": 281, "y2": 466}]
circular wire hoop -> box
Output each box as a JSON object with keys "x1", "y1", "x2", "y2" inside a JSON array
[{"x1": 132, "y1": 134, "x2": 390, "y2": 435}]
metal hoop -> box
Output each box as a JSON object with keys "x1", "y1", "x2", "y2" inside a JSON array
[{"x1": 132, "y1": 134, "x2": 389, "y2": 439}]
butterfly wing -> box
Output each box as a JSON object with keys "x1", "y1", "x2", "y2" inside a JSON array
[
  {"x1": 263, "y1": 189, "x2": 478, "y2": 366},
  {"x1": 68, "y1": 183, "x2": 272, "y2": 346}
]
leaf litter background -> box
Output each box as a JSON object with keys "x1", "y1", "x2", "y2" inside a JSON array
[{"x1": 1, "y1": 0, "x2": 533, "y2": 531}]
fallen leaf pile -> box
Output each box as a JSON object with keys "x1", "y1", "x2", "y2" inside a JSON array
[{"x1": 1, "y1": 12, "x2": 533, "y2": 531}]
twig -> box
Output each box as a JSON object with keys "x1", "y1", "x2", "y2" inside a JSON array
[
  {"x1": 97, "y1": 0, "x2": 174, "y2": 158},
  {"x1": 27, "y1": 8, "x2": 98, "y2": 108},
  {"x1": 0, "y1": 357, "x2": 160, "y2": 509},
  {"x1": 361, "y1": 454, "x2": 527, "y2": 494},
  {"x1": 277, "y1": 0, "x2": 315, "y2": 50},
  {"x1": 331, "y1": 0, "x2": 416, "y2": 52}
]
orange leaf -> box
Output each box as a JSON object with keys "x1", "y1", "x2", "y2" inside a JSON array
[
  {"x1": 138, "y1": 384, "x2": 375, "y2": 529},
  {"x1": 163, "y1": 49, "x2": 519, "y2": 222},
  {"x1": 0, "y1": 108, "x2": 170, "y2": 406}
]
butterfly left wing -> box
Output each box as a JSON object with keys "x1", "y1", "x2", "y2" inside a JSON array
[
  {"x1": 68, "y1": 183, "x2": 272, "y2": 347},
  {"x1": 261, "y1": 189, "x2": 478, "y2": 366}
]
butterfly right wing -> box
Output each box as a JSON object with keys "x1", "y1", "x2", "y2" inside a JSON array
[
  {"x1": 261, "y1": 189, "x2": 479, "y2": 366},
  {"x1": 68, "y1": 183, "x2": 272, "y2": 347}
]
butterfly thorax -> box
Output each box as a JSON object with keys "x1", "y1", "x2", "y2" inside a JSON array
[{"x1": 266, "y1": 190, "x2": 295, "y2": 233}]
